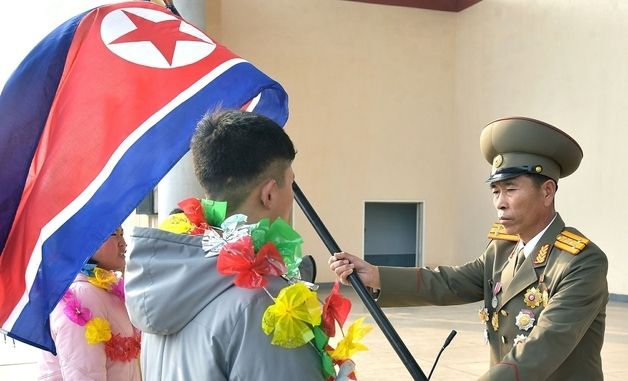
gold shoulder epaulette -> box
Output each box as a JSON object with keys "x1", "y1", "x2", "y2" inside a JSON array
[
  {"x1": 554, "y1": 230, "x2": 589, "y2": 255},
  {"x1": 487, "y1": 223, "x2": 520, "y2": 242}
]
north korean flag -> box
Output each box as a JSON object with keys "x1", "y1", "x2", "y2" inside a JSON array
[{"x1": 0, "y1": 1, "x2": 288, "y2": 353}]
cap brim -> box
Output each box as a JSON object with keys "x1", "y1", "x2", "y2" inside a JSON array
[{"x1": 486, "y1": 168, "x2": 529, "y2": 183}]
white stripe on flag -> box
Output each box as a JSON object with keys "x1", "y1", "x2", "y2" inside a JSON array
[{"x1": 245, "y1": 93, "x2": 261, "y2": 112}]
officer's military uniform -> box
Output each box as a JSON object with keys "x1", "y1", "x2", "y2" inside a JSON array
[{"x1": 376, "y1": 117, "x2": 609, "y2": 380}]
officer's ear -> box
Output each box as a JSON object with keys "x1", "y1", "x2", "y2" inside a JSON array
[{"x1": 541, "y1": 179, "x2": 557, "y2": 206}]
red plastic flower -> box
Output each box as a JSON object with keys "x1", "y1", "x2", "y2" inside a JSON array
[
  {"x1": 104, "y1": 332, "x2": 141, "y2": 362},
  {"x1": 217, "y1": 235, "x2": 286, "y2": 288},
  {"x1": 178, "y1": 197, "x2": 210, "y2": 234},
  {"x1": 322, "y1": 281, "x2": 352, "y2": 337}
]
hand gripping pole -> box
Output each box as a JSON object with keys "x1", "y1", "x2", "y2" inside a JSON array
[{"x1": 293, "y1": 182, "x2": 427, "y2": 381}]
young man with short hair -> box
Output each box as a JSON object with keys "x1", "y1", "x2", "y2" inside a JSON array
[{"x1": 125, "y1": 110, "x2": 323, "y2": 380}]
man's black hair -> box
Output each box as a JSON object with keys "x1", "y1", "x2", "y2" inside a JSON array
[{"x1": 190, "y1": 110, "x2": 296, "y2": 211}]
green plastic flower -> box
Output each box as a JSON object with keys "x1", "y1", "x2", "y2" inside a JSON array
[{"x1": 251, "y1": 218, "x2": 303, "y2": 278}]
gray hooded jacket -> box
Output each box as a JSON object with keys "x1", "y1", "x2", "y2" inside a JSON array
[{"x1": 125, "y1": 227, "x2": 323, "y2": 381}]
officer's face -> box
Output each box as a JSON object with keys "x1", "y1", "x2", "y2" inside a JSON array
[{"x1": 490, "y1": 175, "x2": 555, "y2": 242}]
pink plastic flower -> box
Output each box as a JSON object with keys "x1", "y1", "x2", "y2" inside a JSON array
[
  {"x1": 62, "y1": 291, "x2": 92, "y2": 326},
  {"x1": 111, "y1": 279, "x2": 125, "y2": 301}
]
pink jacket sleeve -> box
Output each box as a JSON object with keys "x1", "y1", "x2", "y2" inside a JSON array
[{"x1": 50, "y1": 284, "x2": 110, "y2": 381}]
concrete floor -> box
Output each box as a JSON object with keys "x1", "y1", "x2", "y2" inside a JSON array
[
  {"x1": 1, "y1": 286, "x2": 627, "y2": 380},
  {"x1": 346, "y1": 294, "x2": 628, "y2": 380}
]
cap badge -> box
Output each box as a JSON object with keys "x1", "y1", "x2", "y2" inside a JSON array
[{"x1": 493, "y1": 154, "x2": 504, "y2": 168}]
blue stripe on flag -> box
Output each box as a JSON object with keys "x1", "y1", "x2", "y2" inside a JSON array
[{"x1": 0, "y1": 12, "x2": 87, "y2": 254}]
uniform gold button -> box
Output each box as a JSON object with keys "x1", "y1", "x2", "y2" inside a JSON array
[
  {"x1": 501, "y1": 336, "x2": 507, "y2": 344},
  {"x1": 501, "y1": 310, "x2": 508, "y2": 316}
]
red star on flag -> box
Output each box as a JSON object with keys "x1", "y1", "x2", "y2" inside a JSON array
[{"x1": 111, "y1": 10, "x2": 206, "y2": 65}]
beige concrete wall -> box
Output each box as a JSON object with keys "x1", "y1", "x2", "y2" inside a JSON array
[
  {"x1": 207, "y1": 0, "x2": 459, "y2": 282},
  {"x1": 207, "y1": 0, "x2": 627, "y2": 294}
]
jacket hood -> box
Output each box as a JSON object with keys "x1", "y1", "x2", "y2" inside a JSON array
[{"x1": 124, "y1": 227, "x2": 234, "y2": 335}]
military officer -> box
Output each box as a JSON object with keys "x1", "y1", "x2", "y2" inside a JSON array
[{"x1": 329, "y1": 117, "x2": 608, "y2": 380}]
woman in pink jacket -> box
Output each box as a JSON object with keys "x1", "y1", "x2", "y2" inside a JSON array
[{"x1": 38, "y1": 227, "x2": 141, "y2": 381}]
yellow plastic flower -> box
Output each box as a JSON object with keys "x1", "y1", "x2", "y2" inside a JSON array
[
  {"x1": 330, "y1": 317, "x2": 373, "y2": 361},
  {"x1": 85, "y1": 317, "x2": 112, "y2": 344},
  {"x1": 262, "y1": 283, "x2": 321, "y2": 348},
  {"x1": 159, "y1": 213, "x2": 193, "y2": 234},
  {"x1": 87, "y1": 268, "x2": 118, "y2": 291}
]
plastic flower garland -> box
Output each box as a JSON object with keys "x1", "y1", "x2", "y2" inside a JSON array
[
  {"x1": 60, "y1": 265, "x2": 141, "y2": 362},
  {"x1": 159, "y1": 197, "x2": 372, "y2": 381}
]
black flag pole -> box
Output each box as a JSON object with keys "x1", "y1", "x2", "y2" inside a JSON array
[
  {"x1": 162, "y1": 0, "x2": 181, "y2": 16},
  {"x1": 293, "y1": 182, "x2": 428, "y2": 381}
]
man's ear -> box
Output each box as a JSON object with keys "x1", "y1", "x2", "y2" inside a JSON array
[
  {"x1": 542, "y1": 179, "x2": 557, "y2": 206},
  {"x1": 260, "y1": 179, "x2": 276, "y2": 209}
]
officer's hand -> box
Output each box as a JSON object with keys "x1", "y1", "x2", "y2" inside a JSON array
[{"x1": 328, "y1": 252, "x2": 380, "y2": 289}]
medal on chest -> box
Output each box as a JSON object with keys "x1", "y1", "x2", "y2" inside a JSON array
[
  {"x1": 491, "y1": 281, "x2": 502, "y2": 308},
  {"x1": 523, "y1": 286, "x2": 543, "y2": 308}
]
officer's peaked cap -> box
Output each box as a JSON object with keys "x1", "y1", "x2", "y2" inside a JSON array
[{"x1": 480, "y1": 117, "x2": 583, "y2": 183}]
